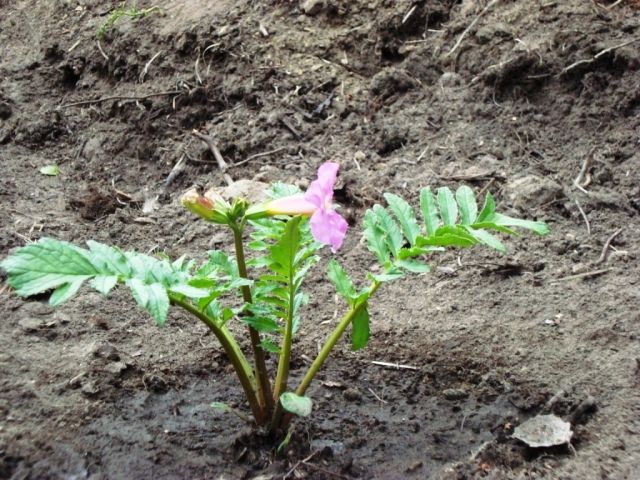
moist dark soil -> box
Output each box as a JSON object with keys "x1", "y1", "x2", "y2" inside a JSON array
[{"x1": 1, "y1": 1, "x2": 640, "y2": 479}]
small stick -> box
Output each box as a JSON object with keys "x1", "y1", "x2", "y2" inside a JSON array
[
  {"x1": 96, "y1": 40, "x2": 109, "y2": 61},
  {"x1": 574, "y1": 146, "x2": 596, "y2": 193},
  {"x1": 594, "y1": 228, "x2": 622, "y2": 265},
  {"x1": 606, "y1": 0, "x2": 624, "y2": 8},
  {"x1": 370, "y1": 360, "x2": 419, "y2": 371},
  {"x1": 191, "y1": 130, "x2": 233, "y2": 185},
  {"x1": 574, "y1": 199, "x2": 591, "y2": 235},
  {"x1": 367, "y1": 387, "x2": 388, "y2": 404},
  {"x1": 60, "y1": 90, "x2": 182, "y2": 109},
  {"x1": 550, "y1": 268, "x2": 612, "y2": 283},
  {"x1": 283, "y1": 451, "x2": 318, "y2": 480},
  {"x1": 140, "y1": 50, "x2": 163, "y2": 82},
  {"x1": 559, "y1": 38, "x2": 640, "y2": 75},
  {"x1": 446, "y1": 0, "x2": 500, "y2": 57},
  {"x1": 229, "y1": 146, "x2": 289, "y2": 168}
]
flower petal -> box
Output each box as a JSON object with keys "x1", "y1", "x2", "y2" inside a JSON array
[
  {"x1": 304, "y1": 162, "x2": 339, "y2": 207},
  {"x1": 310, "y1": 207, "x2": 348, "y2": 253},
  {"x1": 265, "y1": 195, "x2": 318, "y2": 215}
]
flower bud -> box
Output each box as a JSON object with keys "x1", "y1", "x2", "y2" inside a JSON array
[{"x1": 180, "y1": 188, "x2": 229, "y2": 224}]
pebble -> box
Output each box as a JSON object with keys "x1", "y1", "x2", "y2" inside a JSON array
[
  {"x1": 301, "y1": 0, "x2": 325, "y2": 15},
  {"x1": 503, "y1": 175, "x2": 562, "y2": 210},
  {"x1": 81, "y1": 381, "x2": 100, "y2": 397},
  {"x1": 18, "y1": 317, "x2": 45, "y2": 331},
  {"x1": 442, "y1": 388, "x2": 469, "y2": 401},
  {"x1": 343, "y1": 388, "x2": 362, "y2": 402}
]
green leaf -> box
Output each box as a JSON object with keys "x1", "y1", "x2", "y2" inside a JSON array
[
  {"x1": 280, "y1": 392, "x2": 312, "y2": 417},
  {"x1": 465, "y1": 227, "x2": 506, "y2": 253},
  {"x1": 145, "y1": 283, "x2": 170, "y2": 326},
  {"x1": 417, "y1": 225, "x2": 477, "y2": 248},
  {"x1": 372, "y1": 272, "x2": 404, "y2": 282},
  {"x1": 384, "y1": 193, "x2": 421, "y2": 246},
  {"x1": 372, "y1": 205, "x2": 403, "y2": 256},
  {"x1": 437, "y1": 187, "x2": 458, "y2": 226},
  {"x1": 39, "y1": 165, "x2": 60, "y2": 176},
  {"x1": 456, "y1": 186, "x2": 478, "y2": 225},
  {"x1": 91, "y1": 275, "x2": 118, "y2": 295},
  {"x1": 87, "y1": 241, "x2": 132, "y2": 277},
  {"x1": 1, "y1": 238, "x2": 99, "y2": 297},
  {"x1": 395, "y1": 259, "x2": 431, "y2": 273},
  {"x1": 242, "y1": 315, "x2": 280, "y2": 333},
  {"x1": 259, "y1": 338, "x2": 281, "y2": 354},
  {"x1": 397, "y1": 246, "x2": 443, "y2": 259},
  {"x1": 420, "y1": 187, "x2": 439, "y2": 236},
  {"x1": 327, "y1": 259, "x2": 356, "y2": 301},
  {"x1": 351, "y1": 303, "x2": 370, "y2": 350},
  {"x1": 49, "y1": 278, "x2": 86, "y2": 306},
  {"x1": 484, "y1": 213, "x2": 550, "y2": 236},
  {"x1": 363, "y1": 210, "x2": 390, "y2": 263},
  {"x1": 476, "y1": 192, "x2": 496, "y2": 223},
  {"x1": 168, "y1": 284, "x2": 211, "y2": 298}
]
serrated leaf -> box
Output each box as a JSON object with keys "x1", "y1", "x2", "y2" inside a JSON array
[
  {"x1": 420, "y1": 187, "x2": 439, "y2": 236},
  {"x1": 259, "y1": 338, "x2": 281, "y2": 354},
  {"x1": 39, "y1": 165, "x2": 60, "y2": 176},
  {"x1": 437, "y1": 187, "x2": 458, "y2": 226},
  {"x1": 456, "y1": 186, "x2": 478, "y2": 225},
  {"x1": 395, "y1": 259, "x2": 431, "y2": 273},
  {"x1": 363, "y1": 209, "x2": 390, "y2": 263},
  {"x1": 91, "y1": 275, "x2": 118, "y2": 295},
  {"x1": 280, "y1": 392, "x2": 312, "y2": 417},
  {"x1": 384, "y1": 193, "x2": 421, "y2": 246},
  {"x1": 1, "y1": 238, "x2": 99, "y2": 297},
  {"x1": 465, "y1": 227, "x2": 506, "y2": 253},
  {"x1": 351, "y1": 303, "x2": 370, "y2": 350},
  {"x1": 372, "y1": 205, "x2": 403, "y2": 256},
  {"x1": 49, "y1": 278, "x2": 86, "y2": 306},
  {"x1": 127, "y1": 277, "x2": 149, "y2": 308},
  {"x1": 242, "y1": 315, "x2": 280, "y2": 332},
  {"x1": 327, "y1": 259, "x2": 356, "y2": 302},
  {"x1": 145, "y1": 283, "x2": 170, "y2": 326}
]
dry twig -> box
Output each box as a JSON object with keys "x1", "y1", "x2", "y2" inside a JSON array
[
  {"x1": 574, "y1": 199, "x2": 591, "y2": 235},
  {"x1": 446, "y1": 0, "x2": 500, "y2": 57},
  {"x1": 574, "y1": 146, "x2": 596, "y2": 193},
  {"x1": 550, "y1": 268, "x2": 612, "y2": 283},
  {"x1": 191, "y1": 130, "x2": 233, "y2": 185},
  {"x1": 60, "y1": 90, "x2": 182, "y2": 109},
  {"x1": 559, "y1": 38, "x2": 640, "y2": 75},
  {"x1": 594, "y1": 228, "x2": 622, "y2": 265}
]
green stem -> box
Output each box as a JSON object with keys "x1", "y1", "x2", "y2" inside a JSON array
[
  {"x1": 270, "y1": 264, "x2": 296, "y2": 430},
  {"x1": 169, "y1": 294, "x2": 264, "y2": 424},
  {"x1": 295, "y1": 280, "x2": 381, "y2": 397},
  {"x1": 231, "y1": 223, "x2": 274, "y2": 419}
]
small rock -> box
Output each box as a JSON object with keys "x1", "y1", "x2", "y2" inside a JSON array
[
  {"x1": 19, "y1": 302, "x2": 54, "y2": 316},
  {"x1": 512, "y1": 414, "x2": 573, "y2": 448},
  {"x1": 81, "y1": 381, "x2": 100, "y2": 397},
  {"x1": 343, "y1": 388, "x2": 362, "y2": 402},
  {"x1": 440, "y1": 72, "x2": 463, "y2": 88},
  {"x1": 504, "y1": 175, "x2": 562, "y2": 210},
  {"x1": 90, "y1": 342, "x2": 120, "y2": 361},
  {"x1": 0, "y1": 101, "x2": 12, "y2": 120},
  {"x1": 301, "y1": 0, "x2": 325, "y2": 15},
  {"x1": 442, "y1": 388, "x2": 469, "y2": 401},
  {"x1": 104, "y1": 362, "x2": 128, "y2": 376},
  {"x1": 370, "y1": 67, "x2": 417, "y2": 99},
  {"x1": 18, "y1": 317, "x2": 45, "y2": 331},
  {"x1": 354, "y1": 150, "x2": 366, "y2": 162}
]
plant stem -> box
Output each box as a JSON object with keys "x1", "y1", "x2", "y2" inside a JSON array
[
  {"x1": 169, "y1": 294, "x2": 264, "y2": 424},
  {"x1": 231, "y1": 223, "x2": 274, "y2": 419},
  {"x1": 270, "y1": 262, "x2": 297, "y2": 430},
  {"x1": 295, "y1": 281, "x2": 381, "y2": 397}
]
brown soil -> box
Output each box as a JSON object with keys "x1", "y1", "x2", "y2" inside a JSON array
[{"x1": 1, "y1": 1, "x2": 639, "y2": 479}]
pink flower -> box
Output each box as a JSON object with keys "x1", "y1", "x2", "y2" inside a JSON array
[{"x1": 266, "y1": 162, "x2": 348, "y2": 252}]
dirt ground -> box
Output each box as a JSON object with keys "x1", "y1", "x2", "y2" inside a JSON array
[{"x1": 1, "y1": 0, "x2": 639, "y2": 478}]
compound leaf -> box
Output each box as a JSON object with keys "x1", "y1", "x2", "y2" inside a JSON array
[
  {"x1": 456, "y1": 186, "x2": 478, "y2": 225},
  {"x1": 437, "y1": 187, "x2": 458, "y2": 226},
  {"x1": 384, "y1": 193, "x2": 421, "y2": 246}
]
